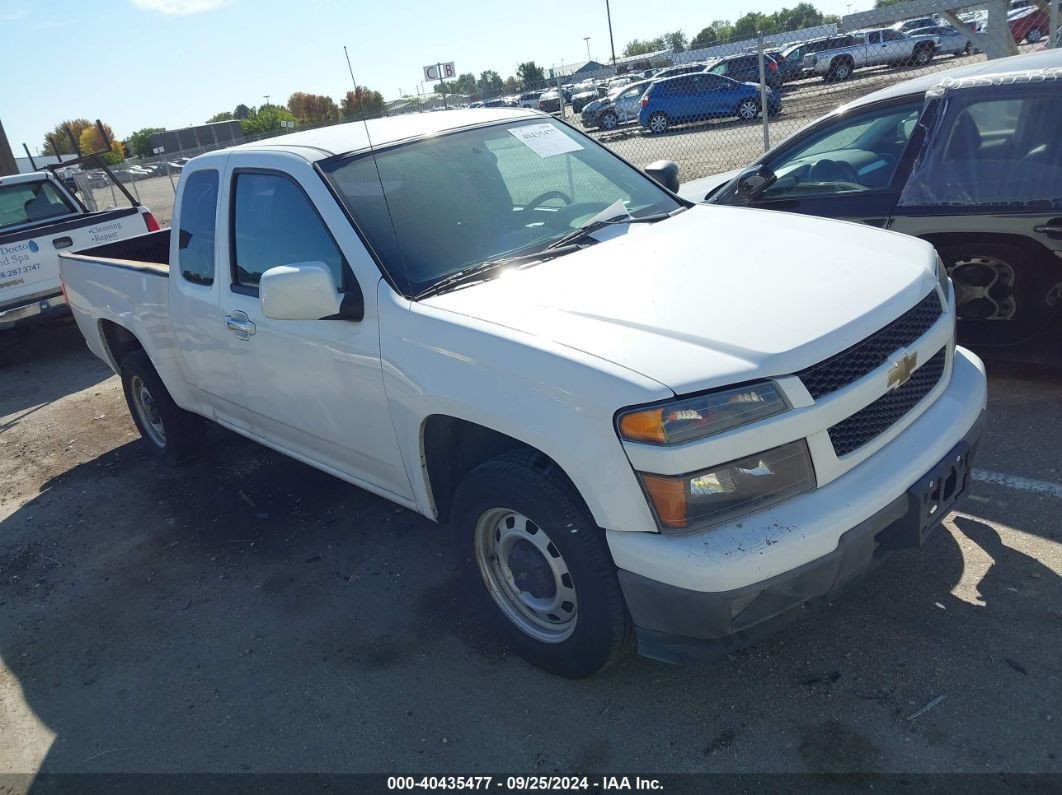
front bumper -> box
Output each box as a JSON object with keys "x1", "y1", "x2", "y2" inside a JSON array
[
  {"x1": 611, "y1": 346, "x2": 987, "y2": 664},
  {"x1": 0, "y1": 290, "x2": 69, "y2": 331}
]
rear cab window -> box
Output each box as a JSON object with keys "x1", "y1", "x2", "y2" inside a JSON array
[
  {"x1": 0, "y1": 180, "x2": 77, "y2": 231},
  {"x1": 177, "y1": 170, "x2": 219, "y2": 286}
]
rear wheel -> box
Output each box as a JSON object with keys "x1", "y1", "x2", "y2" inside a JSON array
[
  {"x1": 827, "y1": 58, "x2": 853, "y2": 81},
  {"x1": 646, "y1": 111, "x2": 669, "y2": 134},
  {"x1": 120, "y1": 350, "x2": 204, "y2": 465},
  {"x1": 912, "y1": 45, "x2": 934, "y2": 66},
  {"x1": 599, "y1": 110, "x2": 619, "y2": 131},
  {"x1": 453, "y1": 450, "x2": 633, "y2": 678},
  {"x1": 736, "y1": 97, "x2": 760, "y2": 121},
  {"x1": 1026, "y1": 27, "x2": 1043, "y2": 43}
]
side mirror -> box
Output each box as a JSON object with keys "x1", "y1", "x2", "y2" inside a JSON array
[
  {"x1": 260, "y1": 262, "x2": 362, "y2": 321},
  {"x1": 644, "y1": 160, "x2": 680, "y2": 193},
  {"x1": 733, "y1": 166, "x2": 777, "y2": 201}
]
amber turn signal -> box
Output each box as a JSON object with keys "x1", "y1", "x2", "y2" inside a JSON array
[
  {"x1": 618, "y1": 408, "x2": 666, "y2": 444},
  {"x1": 641, "y1": 474, "x2": 687, "y2": 529}
]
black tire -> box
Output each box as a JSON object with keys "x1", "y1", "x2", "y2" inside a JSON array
[
  {"x1": 646, "y1": 111, "x2": 670, "y2": 134},
  {"x1": 120, "y1": 349, "x2": 204, "y2": 465},
  {"x1": 1026, "y1": 27, "x2": 1043, "y2": 43},
  {"x1": 736, "y1": 96, "x2": 760, "y2": 121},
  {"x1": 826, "y1": 58, "x2": 853, "y2": 81},
  {"x1": 599, "y1": 110, "x2": 619, "y2": 131},
  {"x1": 911, "y1": 45, "x2": 934, "y2": 66},
  {"x1": 452, "y1": 450, "x2": 633, "y2": 678}
]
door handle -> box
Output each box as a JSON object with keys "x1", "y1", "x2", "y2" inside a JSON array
[
  {"x1": 225, "y1": 312, "x2": 256, "y2": 340},
  {"x1": 52, "y1": 236, "x2": 73, "y2": 249}
]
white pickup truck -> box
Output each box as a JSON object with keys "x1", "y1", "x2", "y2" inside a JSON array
[
  {"x1": 1, "y1": 170, "x2": 158, "y2": 331},
  {"x1": 60, "y1": 109, "x2": 986, "y2": 677},
  {"x1": 808, "y1": 28, "x2": 935, "y2": 81}
]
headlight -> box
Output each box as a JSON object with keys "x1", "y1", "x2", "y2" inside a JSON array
[
  {"x1": 638, "y1": 440, "x2": 816, "y2": 533},
  {"x1": 617, "y1": 382, "x2": 789, "y2": 446},
  {"x1": 934, "y1": 254, "x2": 952, "y2": 302}
]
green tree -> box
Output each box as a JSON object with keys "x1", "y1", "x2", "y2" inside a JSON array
[
  {"x1": 453, "y1": 72, "x2": 478, "y2": 95},
  {"x1": 233, "y1": 104, "x2": 253, "y2": 120},
  {"x1": 206, "y1": 111, "x2": 234, "y2": 122},
  {"x1": 775, "y1": 3, "x2": 827, "y2": 30},
  {"x1": 42, "y1": 119, "x2": 94, "y2": 155},
  {"x1": 663, "y1": 30, "x2": 688, "y2": 52},
  {"x1": 341, "y1": 86, "x2": 386, "y2": 119},
  {"x1": 690, "y1": 26, "x2": 718, "y2": 48},
  {"x1": 240, "y1": 105, "x2": 296, "y2": 136},
  {"x1": 622, "y1": 37, "x2": 666, "y2": 57},
  {"x1": 477, "y1": 70, "x2": 503, "y2": 95},
  {"x1": 516, "y1": 61, "x2": 545, "y2": 89},
  {"x1": 287, "y1": 92, "x2": 339, "y2": 125},
  {"x1": 732, "y1": 12, "x2": 769, "y2": 38},
  {"x1": 503, "y1": 76, "x2": 520, "y2": 94},
  {"x1": 128, "y1": 127, "x2": 165, "y2": 158}
]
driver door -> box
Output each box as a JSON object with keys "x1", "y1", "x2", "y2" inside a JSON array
[{"x1": 730, "y1": 98, "x2": 926, "y2": 227}]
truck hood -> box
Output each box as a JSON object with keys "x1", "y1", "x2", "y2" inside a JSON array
[{"x1": 423, "y1": 204, "x2": 938, "y2": 395}]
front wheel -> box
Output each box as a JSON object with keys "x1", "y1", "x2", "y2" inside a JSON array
[
  {"x1": 736, "y1": 97, "x2": 760, "y2": 121},
  {"x1": 599, "y1": 110, "x2": 619, "y2": 131},
  {"x1": 120, "y1": 350, "x2": 204, "y2": 465},
  {"x1": 912, "y1": 46, "x2": 933, "y2": 66},
  {"x1": 453, "y1": 451, "x2": 633, "y2": 678},
  {"x1": 1026, "y1": 27, "x2": 1043, "y2": 43}
]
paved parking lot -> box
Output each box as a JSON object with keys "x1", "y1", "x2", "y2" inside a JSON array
[{"x1": 1, "y1": 322, "x2": 1059, "y2": 775}]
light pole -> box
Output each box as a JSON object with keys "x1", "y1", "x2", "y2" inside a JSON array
[
  {"x1": 583, "y1": 36, "x2": 591, "y2": 61},
  {"x1": 605, "y1": 0, "x2": 616, "y2": 67},
  {"x1": 263, "y1": 94, "x2": 270, "y2": 107}
]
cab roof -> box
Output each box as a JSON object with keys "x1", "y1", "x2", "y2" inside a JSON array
[{"x1": 231, "y1": 107, "x2": 541, "y2": 160}]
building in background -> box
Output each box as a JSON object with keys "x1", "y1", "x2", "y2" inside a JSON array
[{"x1": 148, "y1": 120, "x2": 244, "y2": 158}]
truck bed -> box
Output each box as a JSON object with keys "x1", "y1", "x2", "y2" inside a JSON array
[{"x1": 75, "y1": 228, "x2": 171, "y2": 273}]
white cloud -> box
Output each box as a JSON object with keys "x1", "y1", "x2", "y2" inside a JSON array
[
  {"x1": 130, "y1": 0, "x2": 226, "y2": 14},
  {"x1": 0, "y1": 8, "x2": 28, "y2": 21}
]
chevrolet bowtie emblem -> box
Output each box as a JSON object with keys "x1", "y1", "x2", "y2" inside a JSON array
[{"x1": 887, "y1": 351, "x2": 919, "y2": 390}]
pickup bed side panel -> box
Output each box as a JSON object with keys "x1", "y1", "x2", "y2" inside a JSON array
[
  {"x1": 377, "y1": 286, "x2": 671, "y2": 534},
  {"x1": 60, "y1": 254, "x2": 196, "y2": 408}
]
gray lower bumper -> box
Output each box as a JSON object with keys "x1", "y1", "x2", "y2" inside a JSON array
[
  {"x1": 0, "y1": 291, "x2": 68, "y2": 331},
  {"x1": 620, "y1": 412, "x2": 985, "y2": 665}
]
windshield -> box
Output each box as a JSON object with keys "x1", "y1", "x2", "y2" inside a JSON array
[{"x1": 321, "y1": 119, "x2": 682, "y2": 297}]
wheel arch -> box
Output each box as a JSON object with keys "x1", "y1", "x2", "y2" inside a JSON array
[
  {"x1": 420, "y1": 414, "x2": 592, "y2": 525},
  {"x1": 98, "y1": 318, "x2": 145, "y2": 372}
]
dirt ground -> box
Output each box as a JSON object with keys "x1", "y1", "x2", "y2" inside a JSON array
[{"x1": 1, "y1": 321, "x2": 1060, "y2": 780}]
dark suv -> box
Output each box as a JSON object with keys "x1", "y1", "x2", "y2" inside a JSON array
[
  {"x1": 706, "y1": 53, "x2": 783, "y2": 90},
  {"x1": 681, "y1": 49, "x2": 1062, "y2": 360}
]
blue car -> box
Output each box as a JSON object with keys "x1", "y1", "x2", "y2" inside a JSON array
[{"x1": 638, "y1": 73, "x2": 782, "y2": 134}]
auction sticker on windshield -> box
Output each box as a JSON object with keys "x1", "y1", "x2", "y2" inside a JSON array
[{"x1": 508, "y1": 123, "x2": 582, "y2": 158}]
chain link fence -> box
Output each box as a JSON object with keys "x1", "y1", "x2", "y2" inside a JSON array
[{"x1": 70, "y1": 0, "x2": 1053, "y2": 225}]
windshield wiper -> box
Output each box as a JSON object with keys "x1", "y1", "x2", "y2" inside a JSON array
[
  {"x1": 414, "y1": 206, "x2": 684, "y2": 300},
  {"x1": 542, "y1": 206, "x2": 685, "y2": 252},
  {"x1": 413, "y1": 245, "x2": 584, "y2": 300}
]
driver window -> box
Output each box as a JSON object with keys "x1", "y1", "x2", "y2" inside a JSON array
[{"x1": 759, "y1": 102, "x2": 922, "y2": 200}]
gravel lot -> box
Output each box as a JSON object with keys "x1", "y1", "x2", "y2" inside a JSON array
[{"x1": 1, "y1": 321, "x2": 1059, "y2": 778}]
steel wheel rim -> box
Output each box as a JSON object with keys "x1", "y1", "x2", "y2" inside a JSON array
[
  {"x1": 950, "y1": 255, "x2": 1016, "y2": 321},
  {"x1": 130, "y1": 374, "x2": 166, "y2": 446},
  {"x1": 474, "y1": 508, "x2": 578, "y2": 644},
  {"x1": 836, "y1": 64, "x2": 850, "y2": 79},
  {"x1": 1027, "y1": 28, "x2": 1042, "y2": 42}
]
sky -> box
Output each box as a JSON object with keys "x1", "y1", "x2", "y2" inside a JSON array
[{"x1": 1, "y1": 0, "x2": 859, "y2": 154}]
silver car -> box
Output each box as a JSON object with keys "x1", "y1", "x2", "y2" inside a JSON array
[
  {"x1": 582, "y1": 80, "x2": 652, "y2": 130},
  {"x1": 908, "y1": 25, "x2": 976, "y2": 56}
]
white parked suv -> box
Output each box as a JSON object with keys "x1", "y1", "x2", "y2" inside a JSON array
[{"x1": 60, "y1": 109, "x2": 986, "y2": 677}]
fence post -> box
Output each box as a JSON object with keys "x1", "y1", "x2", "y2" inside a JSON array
[
  {"x1": 1051, "y1": 0, "x2": 1059, "y2": 49},
  {"x1": 556, "y1": 72, "x2": 566, "y2": 119},
  {"x1": 758, "y1": 31, "x2": 770, "y2": 153}
]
